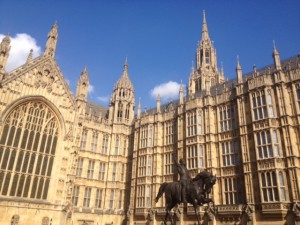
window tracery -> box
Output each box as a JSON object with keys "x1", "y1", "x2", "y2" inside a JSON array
[{"x1": 0, "y1": 101, "x2": 59, "y2": 200}]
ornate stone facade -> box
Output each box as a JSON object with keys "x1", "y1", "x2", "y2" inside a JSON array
[{"x1": 0, "y1": 11, "x2": 300, "y2": 225}]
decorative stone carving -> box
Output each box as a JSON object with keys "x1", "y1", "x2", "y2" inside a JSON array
[
  {"x1": 292, "y1": 202, "x2": 300, "y2": 221},
  {"x1": 243, "y1": 204, "x2": 253, "y2": 221},
  {"x1": 173, "y1": 206, "x2": 181, "y2": 221},
  {"x1": 147, "y1": 208, "x2": 155, "y2": 221},
  {"x1": 42, "y1": 217, "x2": 50, "y2": 225},
  {"x1": 205, "y1": 204, "x2": 215, "y2": 221},
  {"x1": 126, "y1": 208, "x2": 133, "y2": 221},
  {"x1": 34, "y1": 64, "x2": 57, "y2": 93},
  {"x1": 64, "y1": 125, "x2": 74, "y2": 141},
  {"x1": 63, "y1": 201, "x2": 73, "y2": 219},
  {"x1": 11, "y1": 215, "x2": 20, "y2": 225}
]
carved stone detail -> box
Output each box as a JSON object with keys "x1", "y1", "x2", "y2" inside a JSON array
[
  {"x1": 243, "y1": 204, "x2": 253, "y2": 221},
  {"x1": 292, "y1": 202, "x2": 300, "y2": 221}
]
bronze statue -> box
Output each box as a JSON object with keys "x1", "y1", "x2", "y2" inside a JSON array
[
  {"x1": 173, "y1": 156, "x2": 191, "y2": 203},
  {"x1": 155, "y1": 168, "x2": 216, "y2": 225}
]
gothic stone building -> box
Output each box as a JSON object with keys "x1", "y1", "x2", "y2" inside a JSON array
[{"x1": 0, "y1": 12, "x2": 300, "y2": 225}]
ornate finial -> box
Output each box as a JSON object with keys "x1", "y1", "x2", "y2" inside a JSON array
[
  {"x1": 0, "y1": 33, "x2": 11, "y2": 73},
  {"x1": 201, "y1": 9, "x2": 209, "y2": 40},
  {"x1": 26, "y1": 49, "x2": 33, "y2": 63},
  {"x1": 237, "y1": 55, "x2": 242, "y2": 69},
  {"x1": 221, "y1": 61, "x2": 224, "y2": 76},
  {"x1": 203, "y1": 10, "x2": 207, "y2": 24},
  {"x1": 3, "y1": 33, "x2": 10, "y2": 42},
  {"x1": 82, "y1": 66, "x2": 88, "y2": 74},
  {"x1": 45, "y1": 22, "x2": 58, "y2": 57},
  {"x1": 123, "y1": 57, "x2": 128, "y2": 74},
  {"x1": 273, "y1": 40, "x2": 279, "y2": 55},
  {"x1": 157, "y1": 94, "x2": 161, "y2": 101}
]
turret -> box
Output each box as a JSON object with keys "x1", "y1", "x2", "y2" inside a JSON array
[
  {"x1": 236, "y1": 56, "x2": 243, "y2": 83},
  {"x1": 272, "y1": 41, "x2": 281, "y2": 71},
  {"x1": 76, "y1": 67, "x2": 89, "y2": 115},
  {"x1": 195, "y1": 10, "x2": 217, "y2": 71},
  {"x1": 188, "y1": 64, "x2": 195, "y2": 95},
  {"x1": 26, "y1": 49, "x2": 33, "y2": 63},
  {"x1": 109, "y1": 59, "x2": 135, "y2": 124},
  {"x1": 179, "y1": 83, "x2": 184, "y2": 105},
  {"x1": 76, "y1": 67, "x2": 89, "y2": 101},
  {"x1": 0, "y1": 34, "x2": 11, "y2": 76},
  {"x1": 44, "y1": 22, "x2": 58, "y2": 57},
  {"x1": 191, "y1": 11, "x2": 224, "y2": 94},
  {"x1": 137, "y1": 99, "x2": 141, "y2": 119},
  {"x1": 156, "y1": 95, "x2": 161, "y2": 113}
]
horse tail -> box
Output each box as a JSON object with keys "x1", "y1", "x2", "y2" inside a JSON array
[{"x1": 155, "y1": 182, "x2": 168, "y2": 203}]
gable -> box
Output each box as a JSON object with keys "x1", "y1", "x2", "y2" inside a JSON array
[{"x1": 1, "y1": 55, "x2": 76, "y2": 112}]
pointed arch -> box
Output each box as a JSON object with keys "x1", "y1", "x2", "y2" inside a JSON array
[{"x1": 0, "y1": 97, "x2": 63, "y2": 200}]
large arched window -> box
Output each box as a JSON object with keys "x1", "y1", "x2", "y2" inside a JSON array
[{"x1": 0, "y1": 101, "x2": 59, "y2": 200}]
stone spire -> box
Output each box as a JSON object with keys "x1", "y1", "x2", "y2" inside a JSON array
[
  {"x1": 201, "y1": 10, "x2": 210, "y2": 41},
  {"x1": 272, "y1": 41, "x2": 281, "y2": 71},
  {"x1": 0, "y1": 33, "x2": 11, "y2": 74},
  {"x1": 109, "y1": 59, "x2": 135, "y2": 124},
  {"x1": 44, "y1": 22, "x2": 58, "y2": 57},
  {"x1": 76, "y1": 67, "x2": 89, "y2": 101},
  {"x1": 236, "y1": 56, "x2": 243, "y2": 83},
  {"x1": 26, "y1": 49, "x2": 33, "y2": 63},
  {"x1": 191, "y1": 10, "x2": 222, "y2": 95},
  {"x1": 115, "y1": 58, "x2": 133, "y2": 90}
]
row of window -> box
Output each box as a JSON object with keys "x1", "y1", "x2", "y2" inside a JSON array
[
  {"x1": 135, "y1": 86, "x2": 300, "y2": 142},
  {"x1": 72, "y1": 186, "x2": 123, "y2": 209},
  {"x1": 137, "y1": 155, "x2": 152, "y2": 177},
  {"x1": 152, "y1": 132, "x2": 280, "y2": 177},
  {"x1": 80, "y1": 131, "x2": 128, "y2": 155},
  {"x1": 222, "y1": 171, "x2": 287, "y2": 204},
  {"x1": 140, "y1": 126, "x2": 153, "y2": 148},
  {"x1": 136, "y1": 185, "x2": 151, "y2": 208},
  {"x1": 76, "y1": 158, "x2": 125, "y2": 182},
  {"x1": 135, "y1": 172, "x2": 286, "y2": 207}
]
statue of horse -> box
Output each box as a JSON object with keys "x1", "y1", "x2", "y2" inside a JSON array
[{"x1": 155, "y1": 171, "x2": 216, "y2": 225}]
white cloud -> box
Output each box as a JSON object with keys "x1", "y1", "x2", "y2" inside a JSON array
[
  {"x1": 88, "y1": 84, "x2": 94, "y2": 94},
  {"x1": 150, "y1": 81, "x2": 181, "y2": 102},
  {"x1": 97, "y1": 96, "x2": 109, "y2": 104},
  {"x1": 0, "y1": 33, "x2": 42, "y2": 72}
]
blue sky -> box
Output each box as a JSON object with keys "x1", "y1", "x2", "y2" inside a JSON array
[{"x1": 0, "y1": 0, "x2": 300, "y2": 110}]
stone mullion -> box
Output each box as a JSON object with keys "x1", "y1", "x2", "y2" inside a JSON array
[
  {"x1": 4, "y1": 104, "x2": 27, "y2": 196},
  {"x1": 275, "y1": 83, "x2": 300, "y2": 202},
  {"x1": 238, "y1": 94, "x2": 254, "y2": 204}
]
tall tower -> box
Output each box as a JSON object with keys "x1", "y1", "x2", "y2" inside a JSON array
[
  {"x1": 44, "y1": 22, "x2": 58, "y2": 57},
  {"x1": 108, "y1": 59, "x2": 135, "y2": 124},
  {"x1": 0, "y1": 34, "x2": 11, "y2": 77},
  {"x1": 189, "y1": 11, "x2": 224, "y2": 95},
  {"x1": 76, "y1": 67, "x2": 89, "y2": 115}
]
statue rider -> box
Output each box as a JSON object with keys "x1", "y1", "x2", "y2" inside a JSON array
[{"x1": 173, "y1": 154, "x2": 191, "y2": 203}]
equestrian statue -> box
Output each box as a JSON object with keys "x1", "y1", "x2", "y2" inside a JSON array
[{"x1": 155, "y1": 154, "x2": 216, "y2": 225}]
